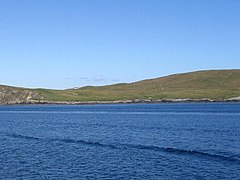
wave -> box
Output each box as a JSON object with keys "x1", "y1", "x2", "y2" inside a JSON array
[
  {"x1": 52, "y1": 138, "x2": 118, "y2": 149},
  {"x1": 126, "y1": 144, "x2": 239, "y2": 163},
  {"x1": 5, "y1": 133, "x2": 118, "y2": 149},
  {"x1": 5, "y1": 132, "x2": 240, "y2": 163},
  {"x1": 7, "y1": 133, "x2": 41, "y2": 141}
]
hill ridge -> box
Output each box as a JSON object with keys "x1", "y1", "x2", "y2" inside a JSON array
[{"x1": 1, "y1": 69, "x2": 240, "y2": 104}]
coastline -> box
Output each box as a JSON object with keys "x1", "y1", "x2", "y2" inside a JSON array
[{"x1": 1, "y1": 98, "x2": 240, "y2": 105}]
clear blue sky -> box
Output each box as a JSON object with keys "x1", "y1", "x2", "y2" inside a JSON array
[{"x1": 1, "y1": 0, "x2": 240, "y2": 89}]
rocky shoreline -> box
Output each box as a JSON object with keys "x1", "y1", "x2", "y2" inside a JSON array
[{"x1": 1, "y1": 98, "x2": 240, "y2": 105}]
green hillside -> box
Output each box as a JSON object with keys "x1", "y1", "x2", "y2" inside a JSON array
[
  {"x1": 1, "y1": 70, "x2": 240, "y2": 104},
  {"x1": 35, "y1": 69, "x2": 240, "y2": 102}
]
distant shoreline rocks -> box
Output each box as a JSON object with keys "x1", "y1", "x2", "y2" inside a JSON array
[{"x1": 1, "y1": 98, "x2": 240, "y2": 105}]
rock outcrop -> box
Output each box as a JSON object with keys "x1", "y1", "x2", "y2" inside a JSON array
[{"x1": 0, "y1": 86, "x2": 43, "y2": 104}]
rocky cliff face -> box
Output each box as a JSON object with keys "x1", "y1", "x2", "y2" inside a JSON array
[{"x1": 0, "y1": 86, "x2": 42, "y2": 105}]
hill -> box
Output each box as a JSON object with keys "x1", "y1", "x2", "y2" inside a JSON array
[
  {"x1": 0, "y1": 85, "x2": 42, "y2": 104},
  {"x1": 1, "y1": 70, "x2": 240, "y2": 104}
]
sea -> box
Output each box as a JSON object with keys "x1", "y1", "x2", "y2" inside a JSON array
[{"x1": 0, "y1": 103, "x2": 239, "y2": 179}]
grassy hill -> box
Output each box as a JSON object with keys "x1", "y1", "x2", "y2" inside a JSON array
[
  {"x1": 1, "y1": 69, "x2": 240, "y2": 104},
  {"x1": 36, "y1": 69, "x2": 240, "y2": 102}
]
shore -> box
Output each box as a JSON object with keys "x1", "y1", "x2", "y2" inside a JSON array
[{"x1": 1, "y1": 98, "x2": 240, "y2": 105}]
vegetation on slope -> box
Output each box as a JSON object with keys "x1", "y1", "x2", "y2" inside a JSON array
[
  {"x1": 1, "y1": 70, "x2": 240, "y2": 104},
  {"x1": 35, "y1": 69, "x2": 240, "y2": 102}
]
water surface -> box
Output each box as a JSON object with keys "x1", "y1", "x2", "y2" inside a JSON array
[{"x1": 0, "y1": 103, "x2": 240, "y2": 179}]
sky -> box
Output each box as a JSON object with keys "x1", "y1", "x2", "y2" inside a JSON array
[{"x1": 0, "y1": 0, "x2": 240, "y2": 89}]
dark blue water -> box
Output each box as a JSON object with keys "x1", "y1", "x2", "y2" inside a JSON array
[{"x1": 0, "y1": 103, "x2": 240, "y2": 179}]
